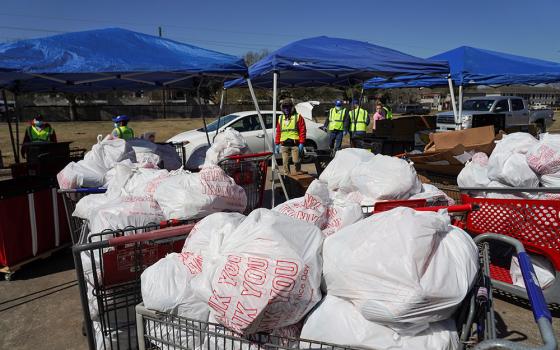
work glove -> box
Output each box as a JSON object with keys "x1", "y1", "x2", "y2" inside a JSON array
[
  {"x1": 274, "y1": 144, "x2": 280, "y2": 154},
  {"x1": 298, "y1": 143, "x2": 305, "y2": 154}
]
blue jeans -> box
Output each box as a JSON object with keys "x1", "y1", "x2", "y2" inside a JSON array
[{"x1": 328, "y1": 130, "x2": 344, "y2": 151}]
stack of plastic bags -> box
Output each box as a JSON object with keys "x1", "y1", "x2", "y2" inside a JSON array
[
  {"x1": 57, "y1": 135, "x2": 136, "y2": 189},
  {"x1": 458, "y1": 132, "x2": 560, "y2": 198},
  {"x1": 141, "y1": 208, "x2": 324, "y2": 348},
  {"x1": 302, "y1": 207, "x2": 478, "y2": 350}
]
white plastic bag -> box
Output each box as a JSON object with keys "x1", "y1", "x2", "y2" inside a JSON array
[
  {"x1": 343, "y1": 154, "x2": 422, "y2": 204},
  {"x1": 322, "y1": 207, "x2": 478, "y2": 334},
  {"x1": 204, "y1": 128, "x2": 249, "y2": 167},
  {"x1": 409, "y1": 184, "x2": 455, "y2": 206},
  {"x1": 301, "y1": 295, "x2": 459, "y2": 350},
  {"x1": 322, "y1": 191, "x2": 364, "y2": 236},
  {"x1": 458, "y1": 158, "x2": 491, "y2": 189},
  {"x1": 272, "y1": 180, "x2": 330, "y2": 227},
  {"x1": 510, "y1": 255, "x2": 556, "y2": 290},
  {"x1": 526, "y1": 133, "x2": 560, "y2": 175},
  {"x1": 319, "y1": 148, "x2": 374, "y2": 191},
  {"x1": 89, "y1": 195, "x2": 165, "y2": 235},
  {"x1": 488, "y1": 133, "x2": 538, "y2": 187},
  {"x1": 154, "y1": 166, "x2": 247, "y2": 220},
  {"x1": 205, "y1": 209, "x2": 324, "y2": 334}
]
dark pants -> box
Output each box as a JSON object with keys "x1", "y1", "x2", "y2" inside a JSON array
[
  {"x1": 350, "y1": 131, "x2": 366, "y2": 148},
  {"x1": 328, "y1": 130, "x2": 344, "y2": 152}
]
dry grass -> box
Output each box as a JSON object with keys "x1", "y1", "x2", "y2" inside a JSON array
[
  {"x1": 0, "y1": 118, "x2": 214, "y2": 166},
  {"x1": 2, "y1": 111, "x2": 559, "y2": 167}
]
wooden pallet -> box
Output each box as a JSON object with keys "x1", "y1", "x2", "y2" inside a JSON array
[{"x1": 0, "y1": 243, "x2": 71, "y2": 281}]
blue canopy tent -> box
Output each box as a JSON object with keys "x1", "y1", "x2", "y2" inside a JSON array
[
  {"x1": 225, "y1": 36, "x2": 449, "y2": 89},
  {"x1": 224, "y1": 36, "x2": 449, "y2": 205},
  {"x1": 0, "y1": 28, "x2": 247, "y2": 163},
  {"x1": 364, "y1": 46, "x2": 560, "y2": 122},
  {"x1": 0, "y1": 27, "x2": 247, "y2": 92}
]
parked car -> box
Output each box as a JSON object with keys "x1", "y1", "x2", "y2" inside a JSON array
[
  {"x1": 436, "y1": 96, "x2": 554, "y2": 132},
  {"x1": 167, "y1": 103, "x2": 329, "y2": 169},
  {"x1": 394, "y1": 103, "x2": 429, "y2": 115}
]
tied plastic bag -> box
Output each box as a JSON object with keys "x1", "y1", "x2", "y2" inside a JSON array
[
  {"x1": 458, "y1": 158, "x2": 491, "y2": 189},
  {"x1": 205, "y1": 209, "x2": 323, "y2": 335},
  {"x1": 154, "y1": 166, "x2": 247, "y2": 220},
  {"x1": 526, "y1": 133, "x2": 560, "y2": 175},
  {"x1": 322, "y1": 191, "x2": 363, "y2": 236},
  {"x1": 409, "y1": 184, "x2": 455, "y2": 206},
  {"x1": 319, "y1": 148, "x2": 375, "y2": 191},
  {"x1": 323, "y1": 207, "x2": 478, "y2": 334},
  {"x1": 57, "y1": 135, "x2": 136, "y2": 189},
  {"x1": 89, "y1": 195, "x2": 165, "y2": 236},
  {"x1": 204, "y1": 128, "x2": 249, "y2": 167},
  {"x1": 301, "y1": 295, "x2": 459, "y2": 350},
  {"x1": 272, "y1": 180, "x2": 330, "y2": 227},
  {"x1": 488, "y1": 133, "x2": 539, "y2": 187},
  {"x1": 510, "y1": 255, "x2": 556, "y2": 290},
  {"x1": 342, "y1": 154, "x2": 422, "y2": 204}
]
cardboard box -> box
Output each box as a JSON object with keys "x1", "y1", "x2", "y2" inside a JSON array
[{"x1": 423, "y1": 126, "x2": 497, "y2": 154}]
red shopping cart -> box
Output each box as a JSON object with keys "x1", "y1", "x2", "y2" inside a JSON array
[
  {"x1": 218, "y1": 152, "x2": 272, "y2": 214},
  {"x1": 135, "y1": 204, "x2": 557, "y2": 350},
  {"x1": 73, "y1": 219, "x2": 197, "y2": 350},
  {"x1": 459, "y1": 187, "x2": 560, "y2": 306}
]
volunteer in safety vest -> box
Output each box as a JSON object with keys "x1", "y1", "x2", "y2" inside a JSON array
[
  {"x1": 111, "y1": 115, "x2": 134, "y2": 140},
  {"x1": 21, "y1": 115, "x2": 57, "y2": 158},
  {"x1": 348, "y1": 100, "x2": 369, "y2": 147},
  {"x1": 323, "y1": 100, "x2": 348, "y2": 155},
  {"x1": 274, "y1": 99, "x2": 307, "y2": 175}
]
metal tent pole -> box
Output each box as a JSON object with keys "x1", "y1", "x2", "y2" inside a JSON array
[
  {"x1": 447, "y1": 77, "x2": 459, "y2": 128},
  {"x1": 213, "y1": 88, "x2": 225, "y2": 142},
  {"x1": 271, "y1": 72, "x2": 278, "y2": 207},
  {"x1": 246, "y1": 78, "x2": 289, "y2": 203},
  {"x1": 197, "y1": 78, "x2": 211, "y2": 146},
  {"x1": 458, "y1": 85, "x2": 463, "y2": 130},
  {"x1": 14, "y1": 92, "x2": 20, "y2": 162},
  {"x1": 3, "y1": 90, "x2": 18, "y2": 164}
]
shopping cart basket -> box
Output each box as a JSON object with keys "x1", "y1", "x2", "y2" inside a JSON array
[
  {"x1": 135, "y1": 205, "x2": 556, "y2": 350},
  {"x1": 73, "y1": 219, "x2": 197, "y2": 350},
  {"x1": 218, "y1": 152, "x2": 272, "y2": 214},
  {"x1": 459, "y1": 187, "x2": 560, "y2": 306},
  {"x1": 58, "y1": 187, "x2": 107, "y2": 244}
]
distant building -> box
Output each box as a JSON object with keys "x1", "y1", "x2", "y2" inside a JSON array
[{"x1": 477, "y1": 85, "x2": 560, "y2": 106}]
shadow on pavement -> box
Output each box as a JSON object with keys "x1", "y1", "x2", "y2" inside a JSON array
[
  {"x1": 494, "y1": 289, "x2": 560, "y2": 318},
  {"x1": 494, "y1": 311, "x2": 529, "y2": 342}
]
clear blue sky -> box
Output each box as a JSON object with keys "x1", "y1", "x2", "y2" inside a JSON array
[{"x1": 0, "y1": 0, "x2": 559, "y2": 61}]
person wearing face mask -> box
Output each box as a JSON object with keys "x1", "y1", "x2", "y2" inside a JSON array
[
  {"x1": 111, "y1": 115, "x2": 134, "y2": 140},
  {"x1": 348, "y1": 99, "x2": 369, "y2": 147},
  {"x1": 323, "y1": 100, "x2": 348, "y2": 155},
  {"x1": 274, "y1": 99, "x2": 307, "y2": 175},
  {"x1": 21, "y1": 115, "x2": 57, "y2": 158}
]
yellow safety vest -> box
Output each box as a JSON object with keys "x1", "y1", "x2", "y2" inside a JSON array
[
  {"x1": 113, "y1": 126, "x2": 134, "y2": 140},
  {"x1": 349, "y1": 108, "x2": 368, "y2": 132},
  {"x1": 279, "y1": 114, "x2": 299, "y2": 142},
  {"x1": 28, "y1": 125, "x2": 54, "y2": 142},
  {"x1": 328, "y1": 108, "x2": 346, "y2": 131},
  {"x1": 383, "y1": 106, "x2": 393, "y2": 120}
]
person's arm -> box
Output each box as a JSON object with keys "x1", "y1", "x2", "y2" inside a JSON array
[
  {"x1": 274, "y1": 121, "x2": 281, "y2": 145},
  {"x1": 297, "y1": 115, "x2": 307, "y2": 144},
  {"x1": 50, "y1": 128, "x2": 57, "y2": 143},
  {"x1": 365, "y1": 112, "x2": 370, "y2": 126},
  {"x1": 344, "y1": 110, "x2": 350, "y2": 132},
  {"x1": 323, "y1": 109, "x2": 330, "y2": 129}
]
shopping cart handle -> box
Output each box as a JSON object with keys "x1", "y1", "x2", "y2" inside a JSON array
[
  {"x1": 107, "y1": 223, "x2": 195, "y2": 247},
  {"x1": 517, "y1": 252, "x2": 552, "y2": 323},
  {"x1": 58, "y1": 187, "x2": 107, "y2": 194}
]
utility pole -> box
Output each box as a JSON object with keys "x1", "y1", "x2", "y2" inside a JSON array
[{"x1": 158, "y1": 26, "x2": 162, "y2": 37}]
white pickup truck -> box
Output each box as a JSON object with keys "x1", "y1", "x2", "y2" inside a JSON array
[{"x1": 436, "y1": 96, "x2": 554, "y2": 132}]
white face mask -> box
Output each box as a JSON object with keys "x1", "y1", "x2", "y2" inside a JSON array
[
  {"x1": 114, "y1": 123, "x2": 119, "y2": 128},
  {"x1": 335, "y1": 106, "x2": 342, "y2": 111}
]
